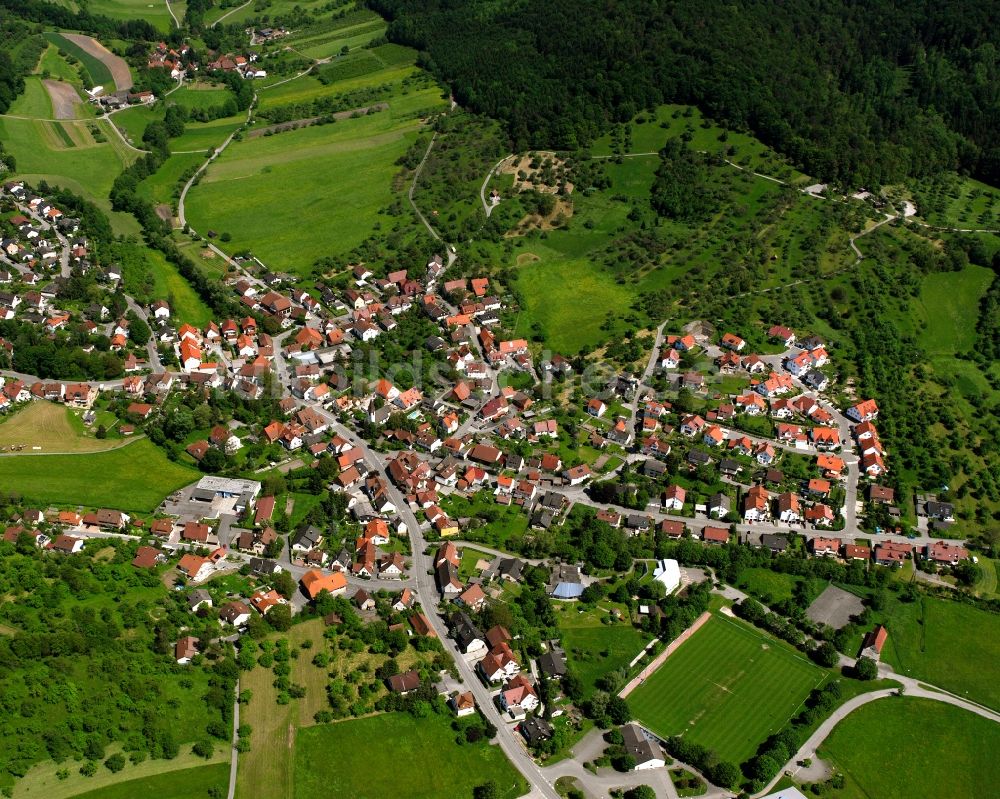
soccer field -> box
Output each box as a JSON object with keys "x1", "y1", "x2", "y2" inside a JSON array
[{"x1": 629, "y1": 614, "x2": 825, "y2": 764}]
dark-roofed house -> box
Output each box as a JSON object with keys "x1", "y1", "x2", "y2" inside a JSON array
[
  {"x1": 621, "y1": 723, "x2": 666, "y2": 770},
  {"x1": 759, "y1": 533, "x2": 790, "y2": 553},
  {"x1": 520, "y1": 716, "x2": 554, "y2": 746},
  {"x1": 538, "y1": 649, "x2": 567, "y2": 678},
  {"x1": 450, "y1": 612, "x2": 486, "y2": 656},
  {"x1": 388, "y1": 669, "x2": 421, "y2": 695}
]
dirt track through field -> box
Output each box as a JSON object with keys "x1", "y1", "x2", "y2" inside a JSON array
[
  {"x1": 60, "y1": 33, "x2": 133, "y2": 91},
  {"x1": 43, "y1": 80, "x2": 80, "y2": 119}
]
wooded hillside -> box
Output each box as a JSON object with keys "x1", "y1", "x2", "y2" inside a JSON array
[{"x1": 370, "y1": 0, "x2": 1000, "y2": 186}]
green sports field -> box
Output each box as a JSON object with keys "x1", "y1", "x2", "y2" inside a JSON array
[
  {"x1": 629, "y1": 614, "x2": 825, "y2": 763},
  {"x1": 0, "y1": 438, "x2": 197, "y2": 511},
  {"x1": 819, "y1": 698, "x2": 1000, "y2": 799}
]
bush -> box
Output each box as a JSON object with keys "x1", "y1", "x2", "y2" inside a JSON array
[
  {"x1": 192, "y1": 740, "x2": 214, "y2": 759},
  {"x1": 104, "y1": 753, "x2": 126, "y2": 773}
]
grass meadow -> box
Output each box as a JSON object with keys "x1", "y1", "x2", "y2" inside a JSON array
[
  {"x1": 8, "y1": 77, "x2": 54, "y2": 118},
  {"x1": 234, "y1": 619, "x2": 450, "y2": 799},
  {"x1": 879, "y1": 594, "x2": 1000, "y2": 710},
  {"x1": 186, "y1": 86, "x2": 446, "y2": 276},
  {"x1": 628, "y1": 614, "x2": 825, "y2": 763},
  {"x1": 916, "y1": 264, "x2": 994, "y2": 355},
  {"x1": 293, "y1": 713, "x2": 528, "y2": 799},
  {"x1": 0, "y1": 438, "x2": 197, "y2": 511},
  {"x1": 819, "y1": 698, "x2": 1000, "y2": 799},
  {"x1": 0, "y1": 401, "x2": 125, "y2": 453},
  {"x1": 14, "y1": 757, "x2": 227, "y2": 799}
]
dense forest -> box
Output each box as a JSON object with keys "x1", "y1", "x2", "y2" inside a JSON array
[{"x1": 370, "y1": 0, "x2": 1000, "y2": 186}]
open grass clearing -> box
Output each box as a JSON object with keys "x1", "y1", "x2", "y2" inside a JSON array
[
  {"x1": 0, "y1": 401, "x2": 126, "y2": 453},
  {"x1": 0, "y1": 438, "x2": 197, "y2": 512},
  {"x1": 145, "y1": 246, "x2": 214, "y2": 325},
  {"x1": 84, "y1": 0, "x2": 179, "y2": 32},
  {"x1": 916, "y1": 264, "x2": 994, "y2": 355},
  {"x1": 628, "y1": 614, "x2": 825, "y2": 764},
  {"x1": 879, "y1": 594, "x2": 1000, "y2": 710},
  {"x1": 293, "y1": 712, "x2": 528, "y2": 799},
  {"x1": 818, "y1": 698, "x2": 1000, "y2": 799}
]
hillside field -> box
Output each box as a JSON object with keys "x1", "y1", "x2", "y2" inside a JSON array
[
  {"x1": 0, "y1": 439, "x2": 197, "y2": 511},
  {"x1": 293, "y1": 713, "x2": 528, "y2": 799},
  {"x1": 185, "y1": 86, "x2": 447, "y2": 276},
  {"x1": 879, "y1": 594, "x2": 1000, "y2": 710},
  {"x1": 819, "y1": 698, "x2": 1000, "y2": 799},
  {"x1": 0, "y1": 401, "x2": 125, "y2": 453}
]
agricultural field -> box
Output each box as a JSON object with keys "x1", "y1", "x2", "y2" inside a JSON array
[
  {"x1": 878, "y1": 594, "x2": 1000, "y2": 710},
  {"x1": 628, "y1": 614, "x2": 825, "y2": 763},
  {"x1": 43, "y1": 33, "x2": 115, "y2": 89},
  {"x1": 818, "y1": 698, "x2": 1000, "y2": 799},
  {"x1": 14, "y1": 756, "x2": 227, "y2": 799},
  {"x1": 0, "y1": 438, "x2": 197, "y2": 511},
  {"x1": 7, "y1": 77, "x2": 54, "y2": 118},
  {"x1": 0, "y1": 115, "x2": 140, "y2": 234},
  {"x1": 293, "y1": 713, "x2": 528, "y2": 799},
  {"x1": 554, "y1": 603, "x2": 648, "y2": 698},
  {"x1": 0, "y1": 401, "x2": 126, "y2": 453},
  {"x1": 185, "y1": 83, "x2": 447, "y2": 276}
]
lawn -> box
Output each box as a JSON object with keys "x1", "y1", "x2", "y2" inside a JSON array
[
  {"x1": 87, "y1": 0, "x2": 179, "y2": 32},
  {"x1": 735, "y1": 568, "x2": 803, "y2": 604},
  {"x1": 879, "y1": 594, "x2": 1000, "y2": 710},
  {"x1": 628, "y1": 614, "x2": 825, "y2": 764},
  {"x1": 554, "y1": 603, "x2": 648, "y2": 697},
  {"x1": 293, "y1": 713, "x2": 528, "y2": 799},
  {"x1": 185, "y1": 95, "x2": 445, "y2": 276},
  {"x1": 0, "y1": 401, "x2": 125, "y2": 453},
  {"x1": 0, "y1": 438, "x2": 197, "y2": 511},
  {"x1": 819, "y1": 698, "x2": 1000, "y2": 799},
  {"x1": 458, "y1": 546, "x2": 492, "y2": 580}
]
